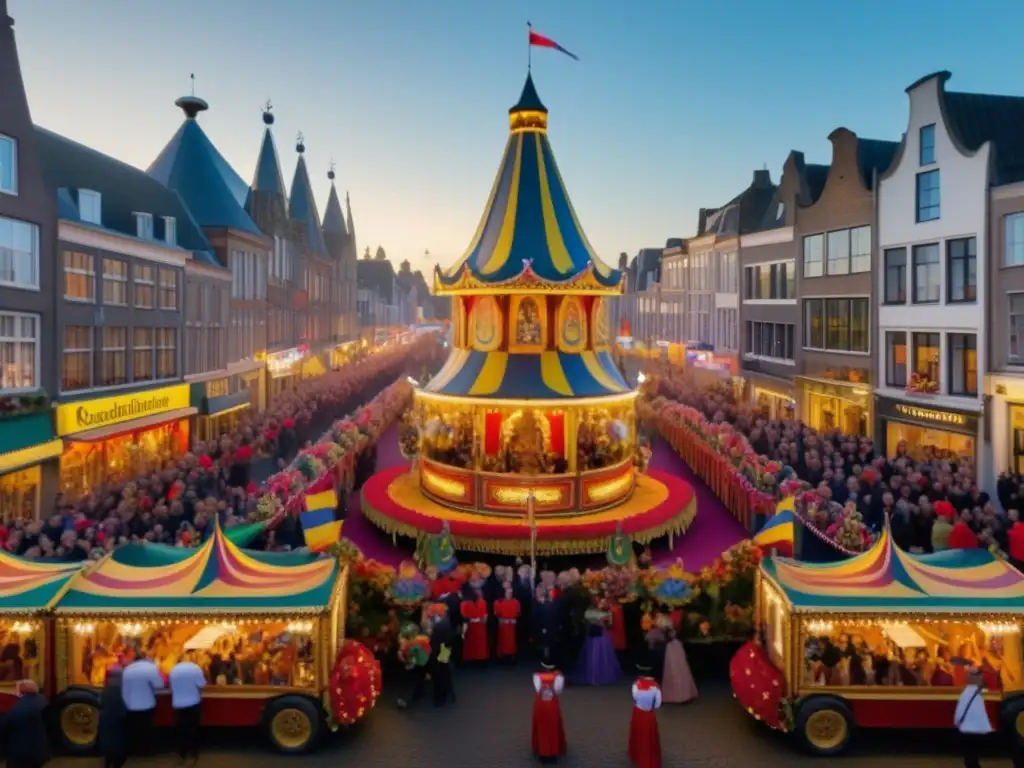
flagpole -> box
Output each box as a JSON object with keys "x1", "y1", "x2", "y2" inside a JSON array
[{"x1": 527, "y1": 21, "x2": 532, "y2": 72}]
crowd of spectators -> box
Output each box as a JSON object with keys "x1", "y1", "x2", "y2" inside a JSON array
[
  {"x1": 0, "y1": 343, "x2": 439, "y2": 561},
  {"x1": 649, "y1": 363, "x2": 1024, "y2": 562}
]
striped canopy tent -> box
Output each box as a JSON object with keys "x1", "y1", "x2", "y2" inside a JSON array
[
  {"x1": 0, "y1": 551, "x2": 81, "y2": 614},
  {"x1": 424, "y1": 348, "x2": 628, "y2": 399},
  {"x1": 761, "y1": 525, "x2": 1024, "y2": 613},
  {"x1": 435, "y1": 74, "x2": 621, "y2": 292},
  {"x1": 56, "y1": 525, "x2": 339, "y2": 614}
]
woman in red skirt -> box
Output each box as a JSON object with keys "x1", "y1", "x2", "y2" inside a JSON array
[
  {"x1": 628, "y1": 671, "x2": 662, "y2": 768},
  {"x1": 460, "y1": 589, "x2": 490, "y2": 662},
  {"x1": 532, "y1": 663, "x2": 567, "y2": 763},
  {"x1": 494, "y1": 583, "x2": 521, "y2": 661}
]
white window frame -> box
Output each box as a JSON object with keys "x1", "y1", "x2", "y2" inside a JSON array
[
  {"x1": 1011, "y1": 293, "x2": 1024, "y2": 364},
  {"x1": 803, "y1": 234, "x2": 824, "y2": 278},
  {"x1": 78, "y1": 189, "x2": 102, "y2": 226},
  {"x1": 63, "y1": 250, "x2": 96, "y2": 303},
  {"x1": 0, "y1": 134, "x2": 17, "y2": 195},
  {"x1": 61, "y1": 325, "x2": 94, "y2": 393},
  {"x1": 826, "y1": 229, "x2": 851, "y2": 276},
  {"x1": 133, "y1": 327, "x2": 155, "y2": 382},
  {"x1": 133, "y1": 212, "x2": 153, "y2": 240},
  {"x1": 99, "y1": 326, "x2": 128, "y2": 388},
  {"x1": 134, "y1": 263, "x2": 155, "y2": 309},
  {"x1": 159, "y1": 267, "x2": 178, "y2": 311},
  {"x1": 101, "y1": 258, "x2": 128, "y2": 306},
  {"x1": 1006, "y1": 213, "x2": 1024, "y2": 268},
  {"x1": 156, "y1": 327, "x2": 177, "y2": 379},
  {"x1": 163, "y1": 216, "x2": 177, "y2": 246},
  {"x1": 0, "y1": 215, "x2": 39, "y2": 291},
  {"x1": 0, "y1": 311, "x2": 40, "y2": 393},
  {"x1": 850, "y1": 225, "x2": 871, "y2": 274}
]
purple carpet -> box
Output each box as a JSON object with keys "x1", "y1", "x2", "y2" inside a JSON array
[
  {"x1": 647, "y1": 437, "x2": 748, "y2": 570},
  {"x1": 343, "y1": 425, "x2": 747, "y2": 571}
]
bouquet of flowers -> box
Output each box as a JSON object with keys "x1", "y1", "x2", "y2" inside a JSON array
[
  {"x1": 825, "y1": 503, "x2": 874, "y2": 551},
  {"x1": 397, "y1": 625, "x2": 432, "y2": 668},
  {"x1": 388, "y1": 561, "x2": 430, "y2": 609},
  {"x1": 650, "y1": 559, "x2": 695, "y2": 608}
]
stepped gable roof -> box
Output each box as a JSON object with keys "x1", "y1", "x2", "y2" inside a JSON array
[
  {"x1": 34, "y1": 126, "x2": 218, "y2": 267},
  {"x1": 288, "y1": 134, "x2": 329, "y2": 258},
  {"x1": 56, "y1": 523, "x2": 339, "y2": 613},
  {"x1": 147, "y1": 95, "x2": 262, "y2": 238},
  {"x1": 435, "y1": 73, "x2": 621, "y2": 294}
]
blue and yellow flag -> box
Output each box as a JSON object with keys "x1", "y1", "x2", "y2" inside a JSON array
[
  {"x1": 753, "y1": 509, "x2": 795, "y2": 557},
  {"x1": 301, "y1": 488, "x2": 342, "y2": 553}
]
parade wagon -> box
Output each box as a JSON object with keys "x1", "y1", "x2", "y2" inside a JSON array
[
  {"x1": 50, "y1": 524, "x2": 353, "y2": 754},
  {"x1": 0, "y1": 552, "x2": 81, "y2": 713},
  {"x1": 740, "y1": 525, "x2": 1024, "y2": 755}
]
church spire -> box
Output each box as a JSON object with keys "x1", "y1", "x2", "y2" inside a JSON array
[
  {"x1": 245, "y1": 101, "x2": 288, "y2": 227},
  {"x1": 288, "y1": 134, "x2": 329, "y2": 258},
  {"x1": 322, "y1": 163, "x2": 348, "y2": 260}
]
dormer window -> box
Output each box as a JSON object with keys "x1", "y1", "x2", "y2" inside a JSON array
[
  {"x1": 78, "y1": 189, "x2": 102, "y2": 225},
  {"x1": 163, "y1": 216, "x2": 177, "y2": 246},
  {"x1": 134, "y1": 212, "x2": 153, "y2": 240}
]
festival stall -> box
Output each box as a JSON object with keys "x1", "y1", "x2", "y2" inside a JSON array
[
  {"x1": 0, "y1": 552, "x2": 81, "y2": 713},
  {"x1": 50, "y1": 525, "x2": 375, "y2": 754},
  {"x1": 737, "y1": 525, "x2": 1024, "y2": 755}
]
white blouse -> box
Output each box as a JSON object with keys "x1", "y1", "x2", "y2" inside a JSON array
[
  {"x1": 632, "y1": 682, "x2": 662, "y2": 712},
  {"x1": 533, "y1": 673, "x2": 565, "y2": 698}
]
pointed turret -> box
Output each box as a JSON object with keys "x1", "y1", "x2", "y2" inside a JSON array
[
  {"x1": 288, "y1": 134, "x2": 329, "y2": 258},
  {"x1": 148, "y1": 93, "x2": 261, "y2": 238},
  {"x1": 245, "y1": 103, "x2": 289, "y2": 233},
  {"x1": 344, "y1": 191, "x2": 357, "y2": 262},
  {"x1": 322, "y1": 164, "x2": 348, "y2": 261}
]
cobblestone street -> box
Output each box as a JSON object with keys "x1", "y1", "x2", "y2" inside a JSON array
[{"x1": 47, "y1": 666, "x2": 1014, "y2": 768}]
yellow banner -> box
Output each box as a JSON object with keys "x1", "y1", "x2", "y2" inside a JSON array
[{"x1": 56, "y1": 384, "x2": 190, "y2": 436}]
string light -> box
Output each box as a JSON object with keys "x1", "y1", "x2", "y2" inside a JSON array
[
  {"x1": 286, "y1": 621, "x2": 315, "y2": 634},
  {"x1": 73, "y1": 622, "x2": 96, "y2": 635},
  {"x1": 117, "y1": 622, "x2": 146, "y2": 637},
  {"x1": 10, "y1": 621, "x2": 37, "y2": 634},
  {"x1": 979, "y1": 621, "x2": 1020, "y2": 636},
  {"x1": 805, "y1": 620, "x2": 834, "y2": 634}
]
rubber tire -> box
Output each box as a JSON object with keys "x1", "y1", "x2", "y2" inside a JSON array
[
  {"x1": 263, "y1": 695, "x2": 322, "y2": 754},
  {"x1": 795, "y1": 696, "x2": 855, "y2": 756},
  {"x1": 1000, "y1": 695, "x2": 1024, "y2": 746},
  {"x1": 54, "y1": 688, "x2": 102, "y2": 756}
]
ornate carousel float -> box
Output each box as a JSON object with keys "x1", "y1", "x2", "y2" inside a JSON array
[{"x1": 362, "y1": 73, "x2": 697, "y2": 554}]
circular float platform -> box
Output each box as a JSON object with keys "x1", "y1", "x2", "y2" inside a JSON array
[{"x1": 361, "y1": 465, "x2": 697, "y2": 556}]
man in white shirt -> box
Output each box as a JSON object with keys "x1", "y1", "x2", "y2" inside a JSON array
[
  {"x1": 954, "y1": 669, "x2": 993, "y2": 768},
  {"x1": 121, "y1": 654, "x2": 165, "y2": 757},
  {"x1": 169, "y1": 653, "x2": 207, "y2": 762}
]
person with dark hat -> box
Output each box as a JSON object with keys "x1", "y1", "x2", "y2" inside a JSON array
[
  {"x1": 628, "y1": 668, "x2": 663, "y2": 768},
  {"x1": 531, "y1": 659, "x2": 567, "y2": 763}
]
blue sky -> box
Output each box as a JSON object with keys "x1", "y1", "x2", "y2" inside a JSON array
[{"x1": 11, "y1": 0, "x2": 1024, "y2": 275}]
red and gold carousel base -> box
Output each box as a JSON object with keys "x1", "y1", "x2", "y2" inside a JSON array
[{"x1": 360, "y1": 465, "x2": 697, "y2": 556}]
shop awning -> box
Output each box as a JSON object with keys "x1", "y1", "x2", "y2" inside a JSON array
[
  {"x1": 0, "y1": 551, "x2": 82, "y2": 613},
  {"x1": 0, "y1": 439, "x2": 64, "y2": 475},
  {"x1": 761, "y1": 525, "x2": 1024, "y2": 613},
  {"x1": 301, "y1": 355, "x2": 327, "y2": 378},
  {"x1": 56, "y1": 524, "x2": 339, "y2": 614},
  {"x1": 65, "y1": 407, "x2": 197, "y2": 443}
]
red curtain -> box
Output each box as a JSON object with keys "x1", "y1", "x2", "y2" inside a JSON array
[
  {"x1": 485, "y1": 412, "x2": 502, "y2": 455},
  {"x1": 547, "y1": 412, "x2": 565, "y2": 457}
]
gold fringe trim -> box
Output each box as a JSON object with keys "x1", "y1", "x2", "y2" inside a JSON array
[{"x1": 360, "y1": 496, "x2": 698, "y2": 557}]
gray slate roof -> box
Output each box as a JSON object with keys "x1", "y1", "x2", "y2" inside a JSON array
[
  {"x1": 147, "y1": 115, "x2": 263, "y2": 238},
  {"x1": 288, "y1": 153, "x2": 329, "y2": 259},
  {"x1": 34, "y1": 126, "x2": 218, "y2": 267}
]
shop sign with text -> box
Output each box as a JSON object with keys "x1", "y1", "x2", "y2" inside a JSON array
[
  {"x1": 878, "y1": 398, "x2": 978, "y2": 433},
  {"x1": 56, "y1": 384, "x2": 191, "y2": 436}
]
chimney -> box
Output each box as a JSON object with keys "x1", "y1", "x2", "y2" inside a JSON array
[
  {"x1": 697, "y1": 208, "x2": 709, "y2": 235},
  {"x1": 752, "y1": 169, "x2": 771, "y2": 188}
]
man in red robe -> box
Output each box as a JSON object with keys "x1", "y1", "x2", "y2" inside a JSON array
[
  {"x1": 460, "y1": 589, "x2": 490, "y2": 662},
  {"x1": 532, "y1": 662, "x2": 567, "y2": 763},
  {"x1": 628, "y1": 671, "x2": 662, "y2": 768},
  {"x1": 495, "y1": 583, "x2": 521, "y2": 661}
]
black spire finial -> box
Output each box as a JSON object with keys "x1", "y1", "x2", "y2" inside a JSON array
[
  {"x1": 262, "y1": 100, "x2": 274, "y2": 125},
  {"x1": 328, "y1": 159, "x2": 336, "y2": 181},
  {"x1": 296, "y1": 131, "x2": 305, "y2": 154}
]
